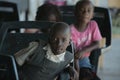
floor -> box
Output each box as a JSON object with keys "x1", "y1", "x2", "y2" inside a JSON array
[{"x1": 97, "y1": 38, "x2": 120, "y2": 80}]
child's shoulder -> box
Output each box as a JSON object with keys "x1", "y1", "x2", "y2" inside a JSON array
[
  {"x1": 65, "y1": 51, "x2": 74, "y2": 59},
  {"x1": 66, "y1": 51, "x2": 73, "y2": 55},
  {"x1": 70, "y1": 24, "x2": 76, "y2": 30},
  {"x1": 90, "y1": 20, "x2": 97, "y2": 24},
  {"x1": 66, "y1": 51, "x2": 74, "y2": 57},
  {"x1": 89, "y1": 20, "x2": 98, "y2": 28}
]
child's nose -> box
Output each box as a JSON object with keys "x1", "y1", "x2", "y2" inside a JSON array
[
  {"x1": 83, "y1": 9, "x2": 88, "y2": 14},
  {"x1": 57, "y1": 40, "x2": 62, "y2": 47},
  {"x1": 83, "y1": 10, "x2": 88, "y2": 14}
]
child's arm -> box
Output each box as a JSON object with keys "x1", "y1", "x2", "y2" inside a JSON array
[
  {"x1": 67, "y1": 66, "x2": 79, "y2": 80},
  {"x1": 74, "y1": 59, "x2": 79, "y2": 75},
  {"x1": 14, "y1": 42, "x2": 39, "y2": 66},
  {"x1": 75, "y1": 41, "x2": 100, "y2": 59}
]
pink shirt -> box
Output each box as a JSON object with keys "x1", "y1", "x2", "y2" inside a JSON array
[
  {"x1": 71, "y1": 20, "x2": 102, "y2": 57},
  {"x1": 45, "y1": 0, "x2": 66, "y2": 6}
]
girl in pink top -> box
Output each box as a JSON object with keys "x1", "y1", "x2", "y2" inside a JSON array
[{"x1": 71, "y1": 0, "x2": 102, "y2": 80}]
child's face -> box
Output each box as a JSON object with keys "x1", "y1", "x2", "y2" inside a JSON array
[
  {"x1": 76, "y1": 2, "x2": 94, "y2": 23},
  {"x1": 48, "y1": 14, "x2": 57, "y2": 22},
  {"x1": 49, "y1": 29, "x2": 70, "y2": 55}
]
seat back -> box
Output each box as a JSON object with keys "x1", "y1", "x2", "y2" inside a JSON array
[
  {"x1": 0, "y1": 1, "x2": 19, "y2": 22},
  {"x1": 0, "y1": 54, "x2": 19, "y2": 80},
  {"x1": 93, "y1": 7, "x2": 112, "y2": 47},
  {"x1": 0, "y1": 1, "x2": 19, "y2": 32},
  {"x1": 59, "y1": 6, "x2": 74, "y2": 15},
  {"x1": 0, "y1": 21, "x2": 74, "y2": 55},
  {"x1": 0, "y1": 21, "x2": 54, "y2": 55}
]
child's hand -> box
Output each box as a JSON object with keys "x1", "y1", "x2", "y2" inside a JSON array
[
  {"x1": 68, "y1": 66, "x2": 79, "y2": 80},
  {"x1": 69, "y1": 71, "x2": 79, "y2": 80},
  {"x1": 74, "y1": 50, "x2": 84, "y2": 59},
  {"x1": 70, "y1": 77, "x2": 74, "y2": 80}
]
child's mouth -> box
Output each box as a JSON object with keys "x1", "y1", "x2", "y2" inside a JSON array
[{"x1": 56, "y1": 48, "x2": 63, "y2": 52}]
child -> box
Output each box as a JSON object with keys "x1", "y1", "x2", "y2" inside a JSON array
[
  {"x1": 24, "y1": 3, "x2": 62, "y2": 33},
  {"x1": 14, "y1": 22, "x2": 77, "y2": 80},
  {"x1": 70, "y1": 0, "x2": 102, "y2": 80}
]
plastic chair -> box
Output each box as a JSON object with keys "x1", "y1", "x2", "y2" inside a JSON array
[
  {"x1": 0, "y1": 54, "x2": 19, "y2": 80},
  {"x1": 0, "y1": 1, "x2": 19, "y2": 21},
  {"x1": 0, "y1": 21, "x2": 54, "y2": 55},
  {"x1": 0, "y1": 1, "x2": 19, "y2": 32},
  {"x1": 0, "y1": 21, "x2": 74, "y2": 55}
]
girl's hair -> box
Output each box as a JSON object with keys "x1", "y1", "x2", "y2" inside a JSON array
[
  {"x1": 35, "y1": 3, "x2": 62, "y2": 21},
  {"x1": 74, "y1": 0, "x2": 94, "y2": 16}
]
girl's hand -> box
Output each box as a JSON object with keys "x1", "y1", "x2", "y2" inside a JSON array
[{"x1": 74, "y1": 50, "x2": 84, "y2": 59}]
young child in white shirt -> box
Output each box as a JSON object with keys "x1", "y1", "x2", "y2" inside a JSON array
[{"x1": 15, "y1": 22, "x2": 78, "y2": 80}]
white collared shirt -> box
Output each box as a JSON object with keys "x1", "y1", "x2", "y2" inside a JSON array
[{"x1": 43, "y1": 44, "x2": 66, "y2": 63}]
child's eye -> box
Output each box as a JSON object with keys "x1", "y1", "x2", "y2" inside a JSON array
[
  {"x1": 88, "y1": 9, "x2": 91, "y2": 12},
  {"x1": 51, "y1": 38, "x2": 57, "y2": 42},
  {"x1": 80, "y1": 8, "x2": 84, "y2": 12},
  {"x1": 88, "y1": 10, "x2": 90, "y2": 13},
  {"x1": 53, "y1": 38, "x2": 57, "y2": 41},
  {"x1": 62, "y1": 38, "x2": 67, "y2": 42},
  {"x1": 88, "y1": 8, "x2": 93, "y2": 12}
]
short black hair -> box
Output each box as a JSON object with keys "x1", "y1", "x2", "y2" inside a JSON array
[
  {"x1": 49, "y1": 22, "x2": 70, "y2": 38},
  {"x1": 74, "y1": 0, "x2": 94, "y2": 16},
  {"x1": 35, "y1": 3, "x2": 62, "y2": 21}
]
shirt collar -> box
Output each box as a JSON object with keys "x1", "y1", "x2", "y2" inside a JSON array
[{"x1": 43, "y1": 44, "x2": 66, "y2": 63}]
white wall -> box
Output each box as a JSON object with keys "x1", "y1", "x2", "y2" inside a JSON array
[
  {"x1": 93, "y1": 0, "x2": 108, "y2": 8},
  {"x1": 28, "y1": 0, "x2": 45, "y2": 20}
]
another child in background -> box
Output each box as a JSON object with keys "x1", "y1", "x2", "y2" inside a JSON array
[
  {"x1": 70, "y1": 0, "x2": 102, "y2": 80},
  {"x1": 45, "y1": 0, "x2": 66, "y2": 6},
  {"x1": 15, "y1": 22, "x2": 77, "y2": 80},
  {"x1": 24, "y1": 3, "x2": 62, "y2": 33}
]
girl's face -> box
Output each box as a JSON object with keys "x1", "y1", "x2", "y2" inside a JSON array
[
  {"x1": 76, "y1": 2, "x2": 94, "y2": 23},
  {"x1": 48, "y1": 14, "x2": 57, "y2": 22}
]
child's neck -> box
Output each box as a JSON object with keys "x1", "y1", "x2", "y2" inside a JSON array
[{"x1": 75, "y1": 21, "x2": 88, "y2": 32}]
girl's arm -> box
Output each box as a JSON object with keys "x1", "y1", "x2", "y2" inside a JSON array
[{"x1": 75, "y1": 41, "x2": 100, "y2": 59}]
